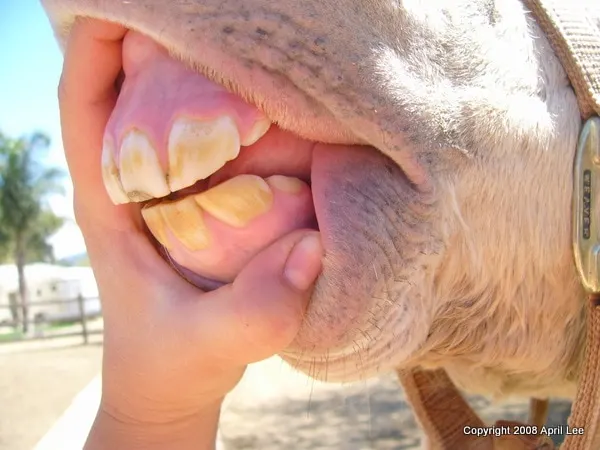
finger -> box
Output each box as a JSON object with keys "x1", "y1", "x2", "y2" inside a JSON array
[
  {"x1": 177, "y1": 230, "x2": 323, "y2": 365},
  {"x1": 59, "y1": 18, "x2": 132, "y2": 233}
]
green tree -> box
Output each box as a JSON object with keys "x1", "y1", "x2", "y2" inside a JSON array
[{"x1": 0, "y1": 132, "x2": 65, "y2": 332}]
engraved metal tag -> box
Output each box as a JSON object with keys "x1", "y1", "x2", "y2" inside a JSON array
[{"x1": 573, "y1": 117, "x2": 600, "y2": 293}]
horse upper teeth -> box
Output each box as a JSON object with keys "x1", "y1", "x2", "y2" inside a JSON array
[
  {"x1": 241, "y1": 117, "x2": 272, "y2": 146},
  {"x1": 167, "y1": 115, "x2": 240, "y2": 192},
  {"x1": 119, "y1": 129, "x2": 170, "y2": 201},
  {"x1": 101, "y1": 139, "x2": 130, "y2": 204},
  {"x1": 101, "y1": 114, "x2": 275, "y2": 205}
]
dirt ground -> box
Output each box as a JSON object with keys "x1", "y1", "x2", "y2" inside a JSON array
[
  {"x1": 219, "y1": 357, "x2": 573, "y2": 449},
  {"x1": 0, "y1": 335, "x2": 573, "y2": 450},
  {"x1": 0, "y1": 336, "x2": 102, "y2": 450}
]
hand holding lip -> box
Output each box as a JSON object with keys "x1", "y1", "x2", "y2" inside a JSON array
[{"x1": 59, "y1": 18, "x2": 323, "y2": 447}]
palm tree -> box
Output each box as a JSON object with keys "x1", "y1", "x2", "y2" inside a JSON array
[{"x1": 0, "y1": 132, "x2": 65, "y2": 332}]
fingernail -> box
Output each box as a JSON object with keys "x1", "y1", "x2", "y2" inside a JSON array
[{"x1": 284, "y1": 233, "x2": 323, "y2": 291}]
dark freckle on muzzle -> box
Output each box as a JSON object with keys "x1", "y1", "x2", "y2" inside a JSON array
[{"x1": 255, "y1": 27, "x2": 269, "y2": 38}]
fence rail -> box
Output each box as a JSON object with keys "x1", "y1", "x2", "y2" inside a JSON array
[{"x1": 0, "y1": 295, "x2": 103, "y2": 345}]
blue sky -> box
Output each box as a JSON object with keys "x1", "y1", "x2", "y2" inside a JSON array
[{"x1": 0, "y1": 0, "x2": 85, "y2": 259}]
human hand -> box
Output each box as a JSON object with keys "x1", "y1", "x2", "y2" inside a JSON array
[{"x1": 58, "y1": 18, "x2": 323, "y2": 448}]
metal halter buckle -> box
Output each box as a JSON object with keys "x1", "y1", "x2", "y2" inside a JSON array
[{"x1": 572, "y1": 116, "x2": 600, "y2": 295}]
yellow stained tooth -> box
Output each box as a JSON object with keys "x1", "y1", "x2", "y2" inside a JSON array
[
  {"x1": 168, "y1": 116, "x2": 240, "y2": 192},
  {"x1": 266, "y1": 175, "x2": 305, "y2": 194},
  {"x1": 195, "y1": 175, "x2": 273, "y2": 227},
  {"x1": 120, "y1": 129, "x2": 170, "y2": 201},
  {"x1": 141, "y1": 203, "x2": 171, "y2": 250},
  {"x1": 101, "y1": 139, "x2": 130, "y2": 204},
  {"x1": 159, "y1": 197, "x2": 211, "y2": 251},
  {"x1": 241, "y1": 117, "x2": 272, "y2": 146}
]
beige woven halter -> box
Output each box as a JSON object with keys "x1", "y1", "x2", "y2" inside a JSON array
[{"x1": 397, "y1": 1, "x2": 600, "y2": 449}]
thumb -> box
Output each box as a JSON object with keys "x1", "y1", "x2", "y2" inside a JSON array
[{"x1": 197, "y1": 230, "x2": 323, "y2": 365}]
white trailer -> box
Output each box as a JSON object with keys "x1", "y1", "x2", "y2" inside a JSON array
[{"x1": 0, "y1": 264, "x2": 101, "y2": 327}]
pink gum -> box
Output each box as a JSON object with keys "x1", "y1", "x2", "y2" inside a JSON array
[{"x1": 103, "y1": 30, "x2": 269, "y2": 173}]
